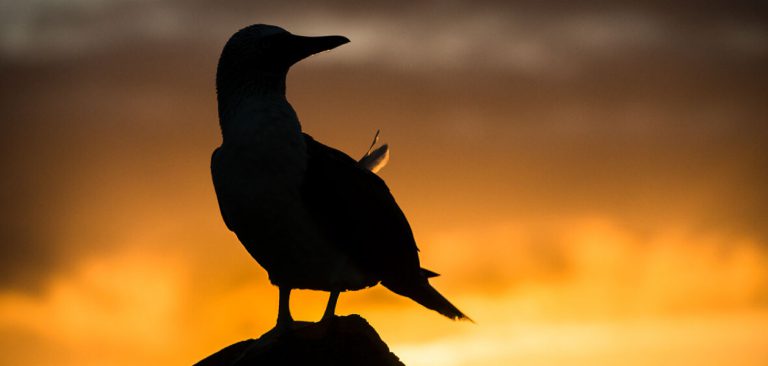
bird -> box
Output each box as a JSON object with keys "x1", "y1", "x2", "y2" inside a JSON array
[{"x1": 211, "y1": 24, "x2": 469, "y2": 330}]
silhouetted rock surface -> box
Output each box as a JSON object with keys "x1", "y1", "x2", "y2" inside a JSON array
[{"x1": 195, "y1": 315, "x2": 405, "y2": 366}]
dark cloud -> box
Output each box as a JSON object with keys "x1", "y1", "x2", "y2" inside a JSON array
[{"x1": 2, "y1": 0, "x2": 766, "y2": 70}]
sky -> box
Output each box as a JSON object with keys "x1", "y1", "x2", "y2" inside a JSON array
[{"x1": 1, "y1": 1, "x2": 767, "y2": 365}]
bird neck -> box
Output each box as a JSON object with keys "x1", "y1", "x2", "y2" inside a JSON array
[
  {"x1": 217, "y1": 71, "x2": 289, "y2": 127},
  {"x1": 247, "y1": 71, "x2": 288, "y2": 97}
]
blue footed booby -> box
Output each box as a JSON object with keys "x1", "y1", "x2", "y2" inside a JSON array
[{"x1": 211, "y1": 24, "x2": 468, "y2": 329}]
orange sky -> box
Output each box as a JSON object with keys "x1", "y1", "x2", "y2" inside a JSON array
[{"x1": 1, "y1": 1, "x2": 767, "y2": 365}]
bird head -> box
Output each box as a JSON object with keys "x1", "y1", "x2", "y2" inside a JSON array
[{"x1": 216, "y1": 24, "x2": 349, "y2": 107}]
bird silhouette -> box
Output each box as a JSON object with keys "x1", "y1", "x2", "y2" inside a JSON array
[{"x1": 211, "y1": 24, "x2": 468, "y2": 330}]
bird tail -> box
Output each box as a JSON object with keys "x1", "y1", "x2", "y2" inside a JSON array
[
  {"x1": 383, "y1": 279, "x2": 471, "y2": 322},
  {"x1": 421, "y1": 268, "x2": 440, "y2": 278}
]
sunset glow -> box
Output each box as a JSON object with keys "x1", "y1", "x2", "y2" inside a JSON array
[{"x1": 1, "y1": 1, "x2": 767, "y2": 365}]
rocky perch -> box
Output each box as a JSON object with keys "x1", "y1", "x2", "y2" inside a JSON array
[{"x1": 195, "y1": 315, "x2": 405, "y2": 366}]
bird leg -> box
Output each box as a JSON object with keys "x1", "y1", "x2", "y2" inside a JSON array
[
  {"x1": 276, "y1": 286, "x2": 294, "y2": 329},
  {"x1": 321, "y1": 290, "x2": 340, "y2": 321}
]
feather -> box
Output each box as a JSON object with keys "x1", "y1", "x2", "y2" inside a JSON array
[{"x1": 358, "y1": 130, "x2": 390, "y2": 173}]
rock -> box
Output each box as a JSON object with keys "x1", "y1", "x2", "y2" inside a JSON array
[{"x1": 195, "y1": 315, "x2": 405, "y2": 366}]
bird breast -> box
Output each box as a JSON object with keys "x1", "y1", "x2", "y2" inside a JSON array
[{"x1": 221, "y1": 97, "x2": 307, "y2": 189}]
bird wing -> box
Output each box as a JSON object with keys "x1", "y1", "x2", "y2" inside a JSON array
[{"x1": 300, "y1": 133, "x2": 422, "y2": 282}]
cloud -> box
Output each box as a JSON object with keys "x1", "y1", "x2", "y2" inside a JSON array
[
  {"x1": 2, "y1": 1, "x2": 766, "y2": 76},
  {"x1": 394, "y1": 310, "x2": 768, "y2": 366},
  {"x1": 2, "y1": 215, "x2": 765, "y2": 366},
  {"x1": 0, "y1": 248, "x2": 186, "y2": 365},
  {"x1": 424, "y1": 217, "x2": 768, "y2": 310}
]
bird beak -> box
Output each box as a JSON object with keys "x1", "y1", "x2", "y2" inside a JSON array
[{"x1": 287, "y1": 34, "x2": 350, "y2": 64}]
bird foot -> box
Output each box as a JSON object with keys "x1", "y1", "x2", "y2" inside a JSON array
[
  {"x1": 262, "y1": 320, "x2": 314, "y2": 339},
  {"x1": 320, "y1": 314, "x2": 338, "y2": 323}
]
